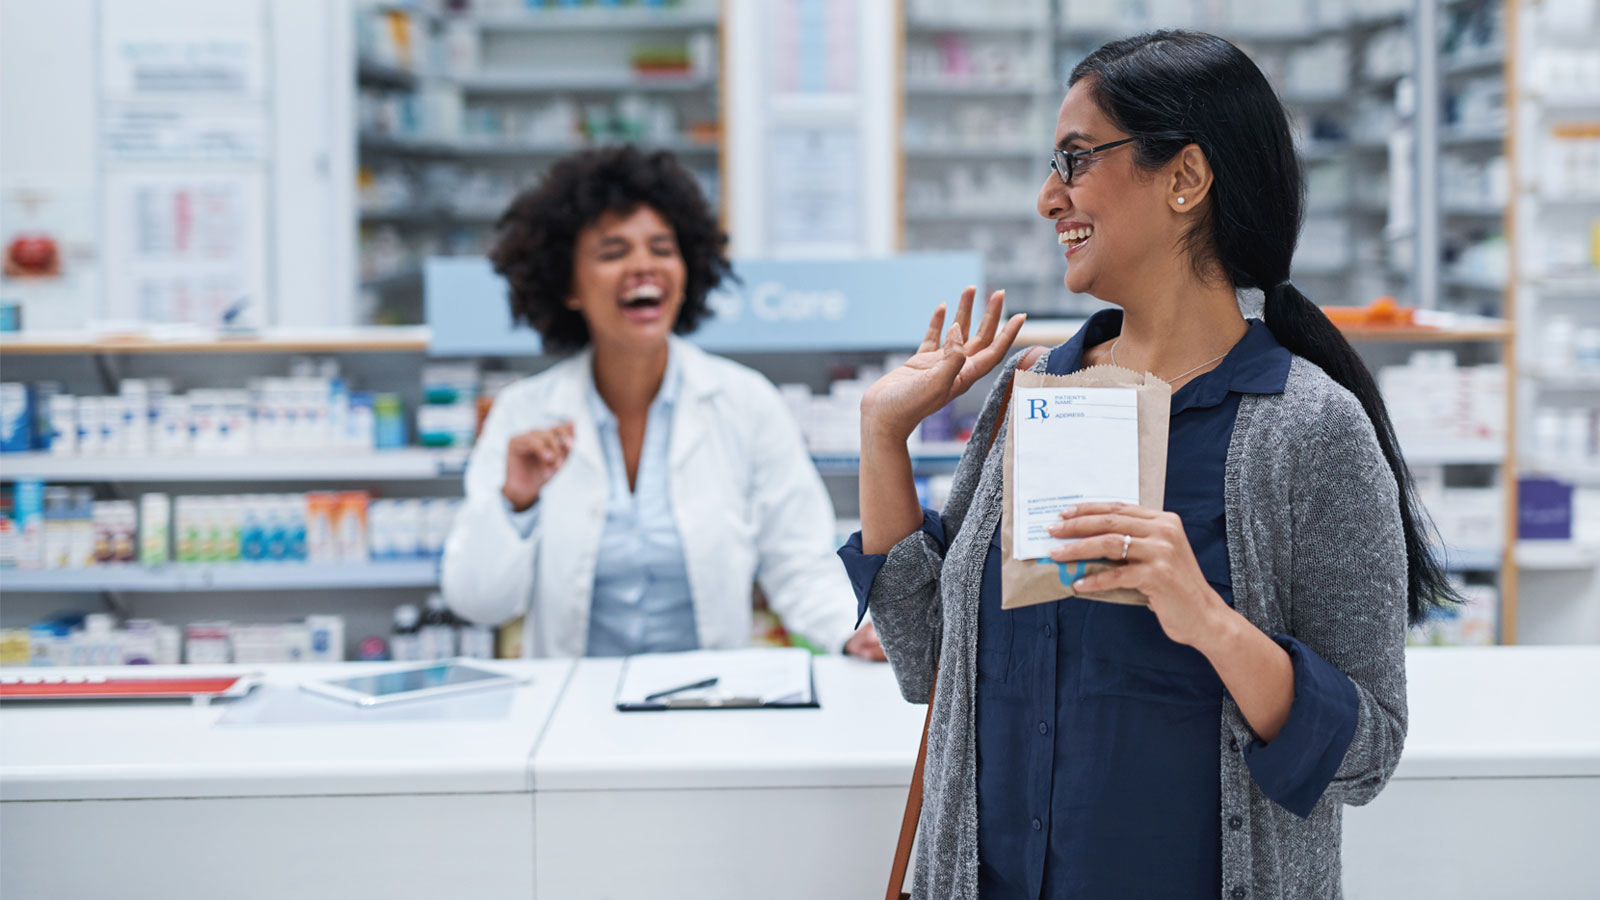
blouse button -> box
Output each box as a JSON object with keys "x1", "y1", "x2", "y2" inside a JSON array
[{"x1": 1031, "y1": 818, "x2": 1042, "y2": 832}]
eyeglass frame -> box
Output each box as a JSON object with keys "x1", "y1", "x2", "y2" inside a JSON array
[{"x1": 1049, "y1": 137, "x2": 1138, "y2": 186}]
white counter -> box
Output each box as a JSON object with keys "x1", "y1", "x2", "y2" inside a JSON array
[
  {"x1": 533, "y1": 655, "x2": 926, "y2": 791},
  {"x1": 1, "y1": 660, "x2": 571, "y2": 900},
  {"x1": 531, "y1": 656, "x2": 926, "y2": 900},
  {"x1": 2, "y1": 647, "x2": 1597, "y2": 899},
  {"x1": 0, "y1": 661, "x2": 573, "y2": 802},
  {"x1": 1343, "y1": 647, "x2": 1600, "y2": 900}
]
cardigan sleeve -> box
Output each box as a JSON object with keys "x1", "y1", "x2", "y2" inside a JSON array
[
  {"x1": 1249, "y1": 389, "x2": 1410, "y2": 814},
  {"x1": 837, "y1": 510, "x2": 948, "y2": 703},
  {"x1": 1240, "y1": 634, "x2": 1361, "y2": 817}
]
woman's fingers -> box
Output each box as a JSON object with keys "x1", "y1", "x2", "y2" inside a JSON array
[
  {"x1": 1062, "y1": 501, "x2": 1163, "y2": 520},
  {"x1": 919, "y1": 303, "x2": 947, "y2": 352},
  {"x1": 952, "y1": 286, "x2": 976, "y2": 344},
  {"x1": 1048, "y1": 510, "x2": 1158, "y2": 540},
  {"x1": 969, "y1": 289, "x2": 1006, "y2": 350},
  {"x1": 1072, "y1": 564, "x2": 1143, "y2": 594},
  {"x1": 1048, "y1": 533, "x2": 1128, "y2": 563},
  {"x1": 964, "y1": 313, "x2": 1029, "y2": 377}
]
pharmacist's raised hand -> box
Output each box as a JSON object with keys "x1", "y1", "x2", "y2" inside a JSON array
[
  {"x1": 502, "y1": 422, "x2": 574, "y2": 512},
  {"x1": 861, "y1": 288, "x2": 1026, "y2": 441}
]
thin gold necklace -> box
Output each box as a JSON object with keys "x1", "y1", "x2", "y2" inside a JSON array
[{"x1": 1109, "y1": 339, "x2": 1229, "y2": 383}]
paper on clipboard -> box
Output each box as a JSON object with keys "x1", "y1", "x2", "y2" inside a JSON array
[{"x1": 614, "y1": 647, "x2": 817, "y2": 710}]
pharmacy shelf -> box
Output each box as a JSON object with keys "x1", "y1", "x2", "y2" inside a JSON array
[
  {"x1": 0, "y1": 449, "x2": 469, "y2": 483},
  {"x1": 904, "y1": 145, "x2": 1038, "y2": 159},
  {"x1": 905, "y1": 207, "x2": 1040, "y2": 224},
  {"x1": 359, "y1": 268, "x2": 425, "y2": 293},
  {"x1": 1443, "y1": 46, "x2": 1505, "y2": 77},
  {"x1": 365, "y1": 2, "x2": 450, "y2": 28},
  {"x1": 0, "y1": 561, "x2": 440, "y2": 593},
  {"x1": 1440, "y1": 126, "x2": 1506, "y2": 149},
  {"x1": 1521, "y1": 368, "x2": 1600, "y2": 390},
  {"x1": 360, "y1": 205, "x2": 502, "y2": 225},
  {"x1": 1529, "y1": 92, "x2": 1600, "y2": 111},
  {"x1": 903, "y1": 80, "x2": 1039, "y2": 96},
  {"x1": 1337, "y1": 322, "x2": 1513, "y2": 342},
  {"x1": 357, "y1": 132, "x2": 465, "y2": 156},
  {"x1": 1280, "y1": 91, "x2": 1348, "y2": 108},
  {"x1": 1442, "y1": 273, "x2": 1508, "y2": 292},
  {"x1": 907, "y1": 16, "x2": 1047, "y2": 33},
  {"x1": 1441, "y1": 547, "x2": 1505, "y2": 571},
  {"x1": 1015, "y1": 315, "x2": 1512, "y2": 347},
  {"x1": 472, "y1": 9, "x2": 720, "y2": 32},
  {"x1": 1298, "y1": 144, "x2": 1346, "y2": 163},
  {"x1": 1521, "y1": 460, "x2": 1600, "y2": 486},
  {"x1": 455, "y1": 70, "x2": 713, "y2": 94},
  {"x1": 1398, "y1": 443, "x2": 1506, "y2": 466},
  {"x1": 811, "y1": 443, "x2": 967, "y2": 475},
  {"x1": 357, "y1": 58, "x2": 421, "y2": 89},
  {"x1": 360, "y1": 132, "x2": 719, "y2": 158},
  {"x1": 1537, "y1": 274, "x2": 1600, "y2": 294},
  {"x1": 1441, "y1": 205, "x2": 1506, "y2": 220},
  {"x1": 0, "y1": 327, "x2": 431, "y2": 355},
  {"x1": 1516, "y1": 542, "x2": 1600, "y2": 571}
]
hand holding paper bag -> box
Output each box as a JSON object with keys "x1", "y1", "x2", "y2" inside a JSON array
[
  {"x1": 1000, "y1": 365, "x2": 1171, "y2": 610},
  {"x1": 1047, "y1": 501, "x2": 1234, "y2": 649}
]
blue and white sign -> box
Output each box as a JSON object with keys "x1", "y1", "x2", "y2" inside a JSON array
[{"x1": 424, "y1": 253, "x2": 984, "y2": 357}]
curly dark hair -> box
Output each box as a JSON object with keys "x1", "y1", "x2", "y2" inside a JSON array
[{"x1": 488, "y1": 145, "x2": 731, "y2": 353}]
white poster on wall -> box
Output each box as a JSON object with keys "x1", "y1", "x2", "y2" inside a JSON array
[
  {"x1": 103, "y1": 102, "x2": 267, "y2": 164},
  {"x1": 100, "y1": 18, "x2": 265, "y2": 97},
  {"x1": 103, "y1": 172, "x2": 267, "y2": 328},
  {"x1": 767, "y1": 126, "x2": 861, "y2": 252}
]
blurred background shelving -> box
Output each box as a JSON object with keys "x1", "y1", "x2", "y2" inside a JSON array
[{"x1": 354, "y1": 0, "x2": 724, "y2": 325}]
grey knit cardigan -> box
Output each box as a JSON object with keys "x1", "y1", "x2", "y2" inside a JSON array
[{"x1": 868, "y1": 350, "x2": 1409, "y2": 900}]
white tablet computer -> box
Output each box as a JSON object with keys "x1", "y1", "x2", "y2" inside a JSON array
[{"x1": 300, "y1": 660, "x2": 520, "y2": 707}]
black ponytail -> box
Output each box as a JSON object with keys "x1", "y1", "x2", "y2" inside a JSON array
[
  {"x1": 1071, "y1": 31, "x2": 1459, "y2": 624},
  {"x1": 1263, "y1": 282, "x2": 1460, "y2": 625}
]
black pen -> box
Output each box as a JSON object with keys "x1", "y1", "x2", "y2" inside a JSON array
[{"x1": 644, "y1": 676, "x2": 719, "y2": 702}]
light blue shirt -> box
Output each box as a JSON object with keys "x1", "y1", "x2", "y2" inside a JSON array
[{"x1": 505, "y1": 352, "x2": 698, "y2": 657}]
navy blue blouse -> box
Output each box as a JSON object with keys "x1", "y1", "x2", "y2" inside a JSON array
[{"x1": 841, "y1": 311, "x2": 1360, "y2": 899}]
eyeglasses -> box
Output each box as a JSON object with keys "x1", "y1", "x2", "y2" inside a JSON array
[{"x1": 1049, "y1": 137, "x2": 1137, "y2": 186}]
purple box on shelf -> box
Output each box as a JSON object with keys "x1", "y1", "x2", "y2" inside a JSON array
[{"x1": 1518, "y1": 477, "x2": 1573, "y2": 541}]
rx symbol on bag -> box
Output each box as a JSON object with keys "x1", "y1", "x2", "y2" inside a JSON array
[{"x1": 1026, "y1": 398, "x2": 1049, "y2": 420}]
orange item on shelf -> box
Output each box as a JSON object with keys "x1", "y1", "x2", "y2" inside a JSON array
[{"x1": 1320, "y1": 296, "x2": 1417, "y2": 328}]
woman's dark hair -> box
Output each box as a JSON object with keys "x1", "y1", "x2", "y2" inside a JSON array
[
  {"x1": 1070, "y1": 30, "x2": 1457, "y2": 624},
  {"x1": 489, "y1": 145, "x2": 731, "y2": 352}
]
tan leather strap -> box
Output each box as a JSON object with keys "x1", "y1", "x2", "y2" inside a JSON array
[{"x1": 885, "y1": 348, "x2": 1040, "y2": 900}]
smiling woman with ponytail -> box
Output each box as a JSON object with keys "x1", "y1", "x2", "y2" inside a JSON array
[{"x1": 842, "y1": 30, "x2": 1445, "y2": 899}]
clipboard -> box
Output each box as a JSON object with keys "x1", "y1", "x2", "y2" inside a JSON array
[{"x1": 614, "y1": 648, "x2": 819, "y2": 712}]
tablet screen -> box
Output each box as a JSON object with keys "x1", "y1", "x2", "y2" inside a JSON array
[{"x1": 327, "y1": 662, "x2": 508, "y2": 699}]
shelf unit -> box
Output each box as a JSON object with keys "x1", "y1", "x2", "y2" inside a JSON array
[
  {"x1": 1507, "y1": 0, "x2": 1600, "y2": 615},
  {"x1": 0, "y1": 449, "x2": 467, "y2": 483},
  {"x1": 811, "y1": 442, "x2": 967, "y2": 476},
  {"x1": 2, "y1": 562, "x2": 440, "y2": 594},
  {"x1": 353, "y1": 1, "x2": 724, "y2": 325},
  {"x1": 0, "y1": 333, "x2": 469, "y2": 666},
  {"x1": 0, "y1": 327, "x2": 431, "y2": 356},
  {"x1": 897, "y1": 0, "x2": 1076, "y2": 317}
]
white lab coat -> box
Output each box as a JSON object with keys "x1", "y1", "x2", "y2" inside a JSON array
[{"x1": 440, "y1": 337, "x2": 859, "y2": 658}]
